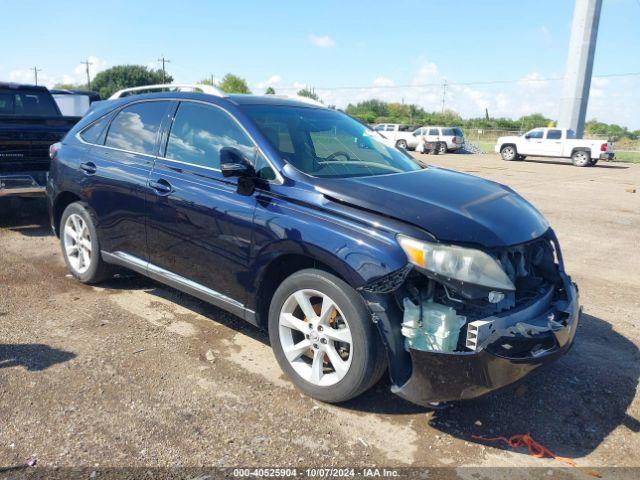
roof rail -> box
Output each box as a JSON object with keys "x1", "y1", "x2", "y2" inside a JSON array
[
  {"x1": 273, "y1": 94, "x2": 326, "y2": 108},
  {"x1": 108, "y1": 84, "x2": 226, "y2": 100}
]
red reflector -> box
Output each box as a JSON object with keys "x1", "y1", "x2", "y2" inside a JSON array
[{"x1": 49, "y1": 142, "x2": 61, "y2": 159}]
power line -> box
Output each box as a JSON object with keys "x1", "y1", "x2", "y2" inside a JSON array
[
  {"x1": 80, "y1": 59, "x2": 92, "y2": 89},
  {"x1": 157, "y1": 56, "x2": 170, "y2": 83},
  {"x1": 32, "y1": 66, "x2": 42, "y2": 85},
  {"x1": 274, "y1": 71, "x2": 640, "y2": 92}
]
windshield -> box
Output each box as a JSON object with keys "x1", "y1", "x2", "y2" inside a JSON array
[
  {"x1": 0, "y1": 89, "x2": 59, "y2": 116},
  {"x1": 241, "y1": 105, "x2": 421, "y2": 178}
]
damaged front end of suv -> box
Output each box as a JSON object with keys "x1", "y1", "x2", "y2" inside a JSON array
[{"x1": 361, "y1": 228, "x2": 579, "y2": 406}]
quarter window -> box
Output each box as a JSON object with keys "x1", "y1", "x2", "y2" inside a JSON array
[
  {"x1": 105, "y1": 101, "x2": 170, "y2": 155},
  {"x1": 80, "y1": 115, "x2": 110, "y2": 145}
]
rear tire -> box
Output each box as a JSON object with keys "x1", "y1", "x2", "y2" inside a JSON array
[
  {"x1": 571, "y1": 150, "x2": 591, "y2": 167},
  {"x1": 396, "y1": 139, "x2": 408, "y2": 150},
  {"x1": 268, "y1": 269, "x2": 386, "y2": 403},
  {"x1": 60, "y1": 202, "x2": 113, "y2": 284},
  {"x1": 437, "y1": 142, "x2": 447, "y2": 154},
  {"x1": 500, "y1": 145, "x2": 517, "y2": 161}
]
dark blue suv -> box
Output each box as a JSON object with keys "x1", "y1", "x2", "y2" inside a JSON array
[{"x1": 47, "y1": 86, "x2": 579, "y2": 407}]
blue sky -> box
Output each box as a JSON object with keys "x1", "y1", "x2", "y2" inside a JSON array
[{"x1": 2, "y1": 0, "x2": 639, "y2": 128}]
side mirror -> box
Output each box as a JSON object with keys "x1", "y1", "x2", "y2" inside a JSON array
[
  {"x1": 220, "y1": 147, "x2": 257, "y2": 196},
  {"x1": 220, "y1": 147, "x2": 256, "y2": 178}
]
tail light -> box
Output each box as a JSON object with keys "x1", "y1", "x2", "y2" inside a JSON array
[
  {"x1": 600, "y1": 143, "x2": 607, "y2": 152},
  {"x1": 49, "y1": 142, "x2": 61, "y2": 159}
]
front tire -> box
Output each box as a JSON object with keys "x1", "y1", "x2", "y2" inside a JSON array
[
  {"x1": 60, "y1": 202, "x2": 113, "y2": 284},
  {"x1": 572, "y1": 150, "x2": 591, "y2": 167},
  {"x1": 268, "y1": 269, "x2": 386, "y2": 403},
  {"x1": 500, "y1": 145, "x2": 517, "y2": 161}
]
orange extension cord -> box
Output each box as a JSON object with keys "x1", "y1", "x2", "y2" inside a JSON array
[{"x1": 472, "y1": 433, "x2": 601, "y2": 477}]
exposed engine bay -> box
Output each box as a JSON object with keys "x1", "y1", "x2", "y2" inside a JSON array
[{"x1": 364, "y1": 233, "x2": 574, "y2": 357}]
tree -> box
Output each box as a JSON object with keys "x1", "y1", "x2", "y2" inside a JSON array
[
  {"x1": 217, "y1": 74, "x2": 251, "y2": 94},
  {"x1": 297, "y1": 88, "x2": 321, "y2": 102},
  {"x1": 90, "y1": 65, "x2": 170, "y2": 99},
  {"x1": 265, "y1": 86, "x2": 276, "y2": 95}
]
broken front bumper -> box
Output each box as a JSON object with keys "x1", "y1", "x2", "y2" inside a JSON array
[{"x1": 388, "y1": 273, "x2": 580, "y2": 406}]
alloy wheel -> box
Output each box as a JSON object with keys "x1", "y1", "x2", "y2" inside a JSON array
[
  {"x1": 278, "y1": 289, "x2": 353, "y2": 387},
  {"x1": 502, "y1": 146, "x2": 515, "y2": 160},
  {"x1": 63, "y1": 213, "x2": 92, "y2": 274}
]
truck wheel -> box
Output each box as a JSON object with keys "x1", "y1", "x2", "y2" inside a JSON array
[
  {"x1": 500, "y1": 145, "x2": 517, "y2": 161},
  {"x1": 396, "y1": 139, "x2": 408, "y2": 150},
  {"x1": 268, "y1": 269, "x2": 386, "y2": 403},
  {"x1": 60, "y1": 202, "x2": 114, "y2": 284},
  {"x1": 437, "y1": 142, "x2": 447, "y2": 154},
  {"x1": 571, "y1": 150, "x2": 591, "y2": 167}
]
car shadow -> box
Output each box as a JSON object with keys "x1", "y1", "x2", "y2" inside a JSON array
[
  {"x1": 521, "y1": 158, "x2": 629, "y2": 169},
  {"x1": 0, "y1": 343, "x2": 76, "y2": 371},
  {"x1": 344, "y1": 312, "x2": 640, "y2": 459},
  {"x1": 0, "y1": 197, "x2": 52, "y2": 237}
]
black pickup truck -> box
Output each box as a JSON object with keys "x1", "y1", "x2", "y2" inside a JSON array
[{"x1": 0, "y1": 83, "x2": 81, "y2": 198}]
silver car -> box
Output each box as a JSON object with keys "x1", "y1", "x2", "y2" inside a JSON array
[{"x1": 414, "y1": 126, "x2": 465, "y2": 154}]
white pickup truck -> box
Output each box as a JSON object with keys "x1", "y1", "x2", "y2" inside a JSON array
[{"x1": 495, "y1": 127, "x2": 614, "y2": 167}]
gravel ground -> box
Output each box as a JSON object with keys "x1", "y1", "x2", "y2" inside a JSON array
[{"x1": 0, "y1": 154, "x2": 639, "y2": 474}]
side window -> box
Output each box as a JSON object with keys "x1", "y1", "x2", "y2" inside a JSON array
[
  {"x1": 105, "y1": 101, "x2": 170, "y2": 155},
  {"x1": 385, "y1": 125, "x2": 395, "y2": 131},
  {"x1": 165, "y1": 102, "x2": 275, "y2": 180},
  {"x1": 547, "y1": 129, "x2": 562, "y2": 140},
  {"x1": 80, "y1": 115, "x2": 110, "y2": 145},
  {"x1": 374, "y1": 125, "x2": 385, "y2": 131},
  {"x1": 527, "y1": 129, "x2": 544, "y2": 139},
  {"x1": 429, "y1": 128, "x2": 438, "y2": 136}
]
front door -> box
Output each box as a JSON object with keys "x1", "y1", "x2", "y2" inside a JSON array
[{"x1": 145, "y1": 101, "x2": 262, "y2": 314}]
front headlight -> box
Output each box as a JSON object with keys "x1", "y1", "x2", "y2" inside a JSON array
[{"x1": 398, "y1": 235, "x2": 515, "y2": 291}]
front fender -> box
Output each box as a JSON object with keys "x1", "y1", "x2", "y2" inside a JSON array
[{"x1": 248, "y1": 189, "x2": 409, "y2": 299}]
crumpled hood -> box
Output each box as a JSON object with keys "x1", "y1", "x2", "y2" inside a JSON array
[{"x1": 314, "y1": 167, "x2": 549, "y2": 248}]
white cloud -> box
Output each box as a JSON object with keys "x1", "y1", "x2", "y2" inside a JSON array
[
  {"x1": 256, "y1": 74, "x2": 282, "y2": 89},
  {"x1": 372, "y1": 77, "x2": 394, "y2": 87},
  {"x1": 309, "y1": 34, "x2": 336, "y2": 48},
  {"x1": 518, "y1": 72, "x2": 549, "y2": 89},
  {"x1": 412, "y1": 61, "x2": 440, "y2": 85},
  {"x1": 7, "y1": 56, "x2": 109, "y2": 88}
]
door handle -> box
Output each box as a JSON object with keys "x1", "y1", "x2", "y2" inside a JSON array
[
  {"x1": 79, "y1": 161, "x2": 97, "y2": 175},
  {"x1": 148, "y1": 178, "x2": 173, "y2": 195}
]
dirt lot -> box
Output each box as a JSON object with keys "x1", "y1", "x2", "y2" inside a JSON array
[{"x1": 1, "y1": 154, "x2": 639, "y2": 474}]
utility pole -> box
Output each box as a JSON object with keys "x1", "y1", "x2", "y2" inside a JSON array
[
  {"x1": 558, "y1": 0, "x2": 603, "y2": 137},
  {"x1": 32, "y1": 66, "x2": 42, "y2": 85},
  {"x1": 157, "y1": 56, "x2": 170, "y2": 83},
  {"x1": 210, "y1": 74, "x2": 215, "y2": 86},
  {"x1": 80, "y1": 59, "x2": 92, "y2": 89},
  {"x1": 441, "y1": 80, "x2": 447, "y2": 113}
]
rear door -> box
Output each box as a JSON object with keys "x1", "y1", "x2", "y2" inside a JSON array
[
  {"x1": 145, "y1": 100, "x2": 266, "y2": 313},
  {"x1": 541, "y1": 129, "x2": 564, "y2": 157},
  {"x1": 84, "y1": 99, "x2": 172, "y2": 260}
]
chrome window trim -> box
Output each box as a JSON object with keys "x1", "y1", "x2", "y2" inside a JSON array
[{"x1": 76, "y1": 97, "x2": 283, "y2": 184}]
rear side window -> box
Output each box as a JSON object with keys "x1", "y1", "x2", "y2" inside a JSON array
[
  {"x1": 547, "y1": 129, "x2": 562, "y2": 140},
  {"x1": 428, "y1": 128, "x2": 439, "y2": 135},
  {"x1": 80, "y1": 115, "x2": 110, "y2": 145},
  {"x1": 105, "y1": 101, "x2": 170, "y2": 155},
  {"x1": 441, "y1": 128, "x2": 454, "y2": 136},
  {"x1": 165, "y1": 102, "x2": 270, "y2": 177},
  {"x1": 0, "y1": 90, "x2": 59, "y2": 116}
]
